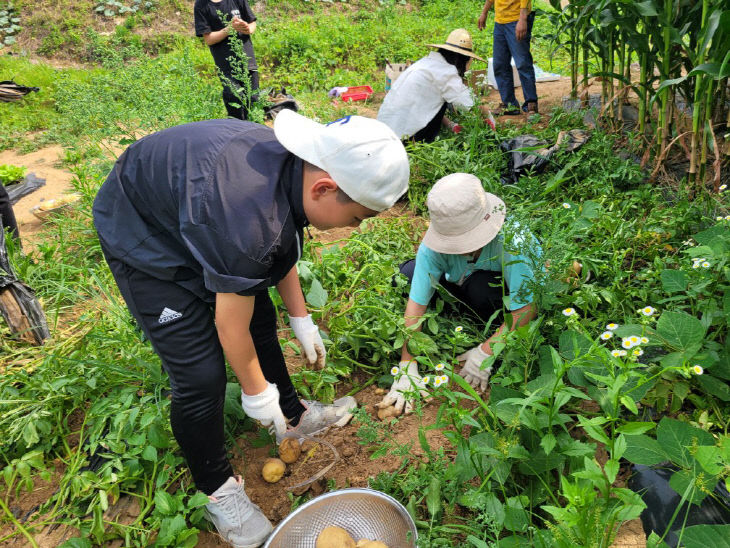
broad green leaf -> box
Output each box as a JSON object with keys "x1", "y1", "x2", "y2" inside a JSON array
[
  {"x1": 656, "y1": 310, "x2": 705, "y2": 352},
  {"x1": 634, "y1": 0, "x2": 658, "y2": 16},
  {"x1": 305, "y1": 278, "x2": 327, "y2": 308},
  {"x1": 617, "y1": 422, "x2": 656, "y2": 435},
  {"x1": 681, "y1": 524, "x2": 730, "y2": 547},
  {"x1": 623, "y1": 435, "x2": 666, "y2": 465},
  {"x1": 503, "y1": 497, "x2": 529, "y2": 532},
  {"x1": 605, "y1": 459, "x2": 619, "y2": 484},
  {"x1": 426, "y1": 477, "x2": 441, "y2": 519},
  {"x1": 695, "y1": 375, "x2": 730, "y2": 402},
  {"x1": 59, "y1": 539, "x2": 92, "y2": 548},
  {"x1": 669, "y1": 469, "x2": 714, "y2": 505},
  {"x1": 141, "y1": 445, "x2": 157, "y2": 462},
  {"x1": 154, "y1": 490, "x2": 177, "y2": 515},
  {"x1": 148, "y1": 422, "x2": 171, "y2": 449},
  {"x1": 657, "y1": 417, "x2": 714, "y2": 467},
  {"x1": 540, "y1": 433, "x2": 557, "y2": 455},
  {"x1": 660, "y1": 269, "x2": 687, "y2": 293}
]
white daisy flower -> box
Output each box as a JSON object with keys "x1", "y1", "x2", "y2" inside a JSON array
[
  {"x1": 720, "y1": 184, "x2": 727, "y2": 191},
  {"x1": 622, "y1": 338, "x2": 633, "y2": 349},
  {"x1": 455, "y1": 326, "x2": 463, "y2": 333},
  {"x1": 633, "y1": 348, "x2": 644, "y2": 356},
  {"x1": 433, "y1": 377, "x2": 443, "y2": 387},
  {"x1": 600, "y1": 331, "x2": 613, "y2": 340},
  {"x1": 390, "y1": 366, "x2": 400, "y2": 376},
  {"x1": 562, "y1": 203, "x2": 571, "y2": 209},
  {"x1": 629, "y1": 335, "x2": 640, "y2": 345},
  {"x1": 618, "y1": 350, "x2": 628, "y2": 357},
  {"x1": 692, "y1": 262, "x2": 701, "y2": 269},
  {"x1": 439, "y1": 375, "x2": 449, "y2": 384},
  {"x1": 702, "y1": 262, "x2": 710, "y2": 268},
  {"x1": 435, "y1": 363, "x2": 445, "y2": 371},
  {"x1": 606, "y1": 323, "x2": 619, "y2": 331},
  {"x1": 717, "y1": 216, "x2": 724, "y2": 221},
  {"x1": 726, "y1": 216, "x2": 730, "y2": 221},
  {"x1": 611, "y1": 349, "x2": 623, "y2": 357},
  {"x1": 562, "y1": 308, "x2": 576, "y2": 317},
  {"x1": 640, "y1": 306, "x2": 656, "y2": 316},
  {"x1": 692, "y1": 365, "x2": 703, "y2": 375},
  {"x1": 422, "y1": 376, "x2": 430, "y2": 385},
  {"x1": 641, "y1": 336, "x2": 649, "y2": 344}
]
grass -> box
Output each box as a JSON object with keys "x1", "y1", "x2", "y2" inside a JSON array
[{"x1": 1, "y1": 0, "x2": 729, "y2": 546}]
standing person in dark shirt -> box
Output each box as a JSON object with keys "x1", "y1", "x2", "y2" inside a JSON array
[
  {"x1": 194, "y1": 0, "x2": 259, "y2": 120},
  {"x1": 92, "y1": 111, "x2": 409, "y2": 548},
  {"x1": 0, "y1": 183, "x2": 20, "y2": 244}
]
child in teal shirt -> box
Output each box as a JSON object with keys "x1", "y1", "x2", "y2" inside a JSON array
[{"x1": 378, "y1": 173, "x2": 541, "y2": 414}]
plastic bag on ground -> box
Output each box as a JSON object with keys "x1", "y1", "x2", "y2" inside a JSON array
[{"x1": 6, "y1": 173, "x2": 46, "y2": 205}]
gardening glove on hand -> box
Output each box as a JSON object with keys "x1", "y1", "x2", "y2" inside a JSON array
[
  {"x1": 290, "y1": 314, "x2": 326, "y2": 369},
  {"x1": 457, "y1": 345, "x2": 493, "y2": 393},
  {"x1": 241, "y1": 382, "x2": 287, "y2": 436},
  {"x1": 377, "y1": 360, "x2": 428, "y2": 415}
]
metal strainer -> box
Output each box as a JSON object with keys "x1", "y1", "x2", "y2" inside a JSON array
[{"x1": 263, "y1": 488, "x2": 418, "y2": 548}]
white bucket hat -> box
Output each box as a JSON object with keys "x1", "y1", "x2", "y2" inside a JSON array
[
  {"x1": 422, "y1": 173, "x2": 506, "y2": 254},
  {"x1": 273, "y1": 110, "x2": 410, "y2": 212}
]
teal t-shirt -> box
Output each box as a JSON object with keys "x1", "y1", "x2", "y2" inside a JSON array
[{"x1": 409, "y1": 226, "x2": 541, "y2": 310}]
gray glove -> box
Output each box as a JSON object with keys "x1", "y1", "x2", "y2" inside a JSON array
[
  {"x1": 290, "y1": 314, "x2": 326, "y2": 369},
  {"x1": 376, "y1": 360, "x2": 428, "y2": 415},
  {"x1": 241, "y1": 382, "x2": 287, "y2": 436},
  {"x1": 457, "y1": 345, "x2": 492, "y2": 392}
]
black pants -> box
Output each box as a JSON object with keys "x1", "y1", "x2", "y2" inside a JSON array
[
  {"x1": 411, "y1": 102, "x2": 449, "y2": 143},
  {"x1": 221, "y1": 70, "x2": 260, "y2": 121},
  {"x1": 102, "y1": 251, "x2": 305, "y2": 494},
  {"x1": 399, "y1": 259, "x2": 503, "y2": 322},
  {"x1": 0, "y1": 183, "x2": 19, "y2": 242}
]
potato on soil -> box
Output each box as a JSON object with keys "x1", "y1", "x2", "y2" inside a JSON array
[
  {"x1": 316, "y1": 526, "x2": 356, "y2": 548},
  {"x1": 261, "y1": 458, "x2": 286, "y2": 483},
  {"x1": 278, "y1": 437, "x2": 301, "y2": 463},
  {"x1": 377, "y1": 406, "x2": 399, "y2": 421}
]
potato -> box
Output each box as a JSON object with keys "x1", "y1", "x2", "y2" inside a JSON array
[
  {"x1": 377, "y1": 406, "x2": 399, "y2": 421},
  {"x1": 316, "y1": 526, "x2": 356, "y2": 548},
  {"x1": 278, "y1": 437, "x2": 301, "y2": 464},
  {"x1": 357, "y1": 542, "x2": 389, "y2": 548},
  {"x1": 261, "y1": 458, "x2": 286, "y2": 483}
]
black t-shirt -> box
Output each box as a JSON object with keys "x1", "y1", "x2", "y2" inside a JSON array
[
  {"x1": 194, "y1": 0, "x2": 258, "y2": 72},
  {"x1": 92, "y1": 119, "x2": 307, "y2": 302}
]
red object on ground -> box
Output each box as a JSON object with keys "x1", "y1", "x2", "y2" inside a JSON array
[
  {"x1": 341, "y1": 85, "x2": 373, "y2": 102},
  {"x1": 452, "y1": 124, "x2": 463, "y2": 134}
]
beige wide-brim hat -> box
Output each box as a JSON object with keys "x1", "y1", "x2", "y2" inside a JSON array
[
  {"x1": 427, "y1": 28, "x2": 486, "y2": 63},
  {"x1": 422, "y1": 173, "x2": 506, "y2": 254}
]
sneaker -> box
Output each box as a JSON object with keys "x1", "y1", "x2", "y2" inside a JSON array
[
  {"x1": 205, "y1": 476, "x2": 273, "y2": 548},
  {"x1": 494, "y1": 102, "x2": 521, "y2": 116},
  {"x1": 277, "y1": 396, "x2": 357, "y2": 442}
]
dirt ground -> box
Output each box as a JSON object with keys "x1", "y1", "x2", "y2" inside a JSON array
[{"x1": 0, "y1": 75, "x2": 648, "y2": 547}]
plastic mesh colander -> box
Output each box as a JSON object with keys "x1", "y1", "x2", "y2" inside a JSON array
[{"x1": 263, "y1": 488, "x2": 418, "y2": 548}]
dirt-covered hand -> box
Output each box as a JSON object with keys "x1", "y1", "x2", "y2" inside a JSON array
[
  {"x1": 457, "y1": 345, "x2": 492, "y2": 392},
  {"x1": 376, "y1": 360, "x2": 428, "y2": 415},
  {"x1": 241, "y1": 382, "x2": 287, "y2": 436},
  {"x1": 290, "y1": 314, "x2": 326, "y2": 369}
]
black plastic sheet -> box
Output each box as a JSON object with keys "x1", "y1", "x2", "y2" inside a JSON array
[
  {"x1": 500, "y1": 129, "x2": 590, "y2": 184},
  {"x1": 628, "y1": 464, "x2": 730, "y2": 547},
  {"x1": 263, "y1": 88, "x2": 299, "y2": 120},
  {"x1": 0, "y1": 79, "x2": 40, "y2": 102},
  {"x1": 6, "y1": 173, "x2": 46, "y2": 205}
]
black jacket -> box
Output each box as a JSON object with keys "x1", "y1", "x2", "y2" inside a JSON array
[{"x1": 93, "y1": 119, "x2": 306, "y2": 302}]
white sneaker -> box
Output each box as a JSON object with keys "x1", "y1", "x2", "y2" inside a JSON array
[
  {"x1": 277, "y1": 396, "x2": 357, "y2": 442},
  {"x1": 205, "y1": 476, "x2": 273, "y2": 548}
]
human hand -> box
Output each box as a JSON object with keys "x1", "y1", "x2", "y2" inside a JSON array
[
  {"x1": 376, "y1": 360, "x2": 429, "y2": 415},
  {"x1": 477, "y1": 11, "x2": 489, "y2": 30},
  {"x1": 290, "y1": 314, "x2": 326, "y2": 369},
  {"x1": 516, "y1": 18, "x2": 528, "y2": 41},
  {"x1": 457, "y1": 345, "x2": 493, "y2": 392},
  {"x1": 241, "y1": 382, "x2": 287, "y2": 435}
]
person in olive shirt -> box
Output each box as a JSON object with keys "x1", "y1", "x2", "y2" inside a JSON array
[
  {"x1": 194, "y1": 0, "x2": 259, "y2": 120},
  {"x1": 478, "y1": 0, "x2": 538, "y2": 115}
]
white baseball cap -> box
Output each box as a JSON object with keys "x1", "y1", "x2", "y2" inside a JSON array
[
  {"x1": 422, "y1": 173, "x2": 506, "y2": 254},
  {"x1": 274, "y1": 110, "x2": 410, "y2": 212}
]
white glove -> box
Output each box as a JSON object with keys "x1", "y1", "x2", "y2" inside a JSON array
[
  {"x1": 241, "y1": 382, "x2": 287, "y2": 436},
  {"x1": 376, "y1": 360, "x2": 429, "y2": 415},
  {"x1": 290, "y1": 314, "x2": 326, "y2": 369},
  {"x1": 457, "y1": 345, "x2": 493, "y2": 392}
]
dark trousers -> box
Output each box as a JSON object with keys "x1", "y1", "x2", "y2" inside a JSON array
[
  {"x1": 412, "y1": 102, "x2": 449, "y2": 143},
  {"x1": 102, "y1": 251, "x2": 304, "y2": 494},
  {"x1": 0, "y1": 183, "x2": 19, "y2": 242},
  {"x1": 221, "y1": 70, "x2": 260, "y2": 121},
  {"x1": 399, "y1": 259, "x2": 503, "y2": 322},
  {"x1": 493, "y1": 12, "x2": 538, "y2": 111}
]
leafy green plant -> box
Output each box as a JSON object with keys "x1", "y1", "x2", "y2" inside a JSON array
[
  {"x1": 0, "y1": 2, "x2": 20, "y2": 45},
  {"x1": 0, "y1": 164, "x2": 26, "y2": 185}
]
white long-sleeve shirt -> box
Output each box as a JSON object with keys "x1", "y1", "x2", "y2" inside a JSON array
[{"x1": 377, "y1": 52, "x2": 475, "y2": 139}]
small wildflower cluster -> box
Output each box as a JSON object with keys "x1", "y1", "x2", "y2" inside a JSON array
[
  {"x1": 601, "y1": 321, "x2": 649, "y2": 359},
  {"x1": 432, "y1": 374, "x2": 450, "y2": 387},
  {"x1": 692, "y1": 257, "x2": 711, "y2": 269},
  {"x1": 562, "y1": 307, "x2": 577, "y2": 317},
  {"x1": 715, "y1": 215, "x2": 730, "y2": 221}
]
